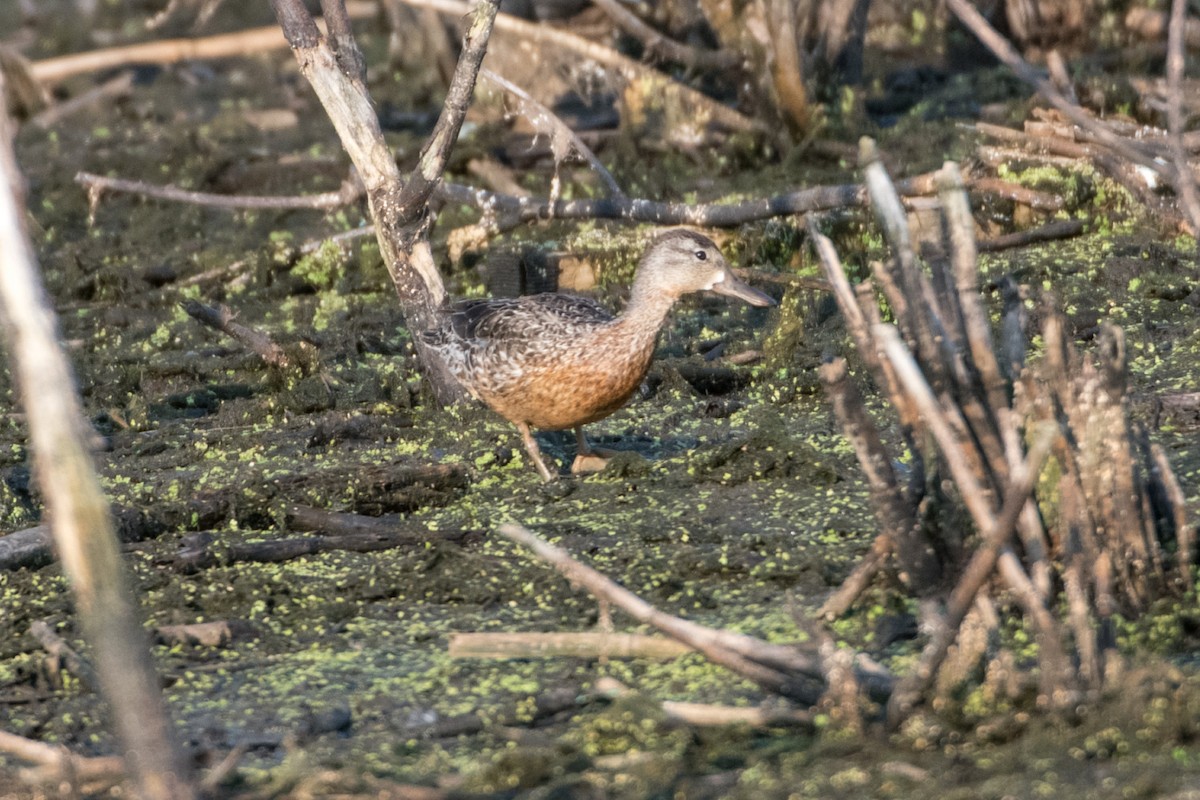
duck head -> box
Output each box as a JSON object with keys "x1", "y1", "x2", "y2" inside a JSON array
[{"x1": 634, "y1": 230, "x2": 776, "y2": 307}]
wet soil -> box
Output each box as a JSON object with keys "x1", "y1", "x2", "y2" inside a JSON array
[{"x1": 2, "y1": 5, "x2": 1200, "y2": 799}]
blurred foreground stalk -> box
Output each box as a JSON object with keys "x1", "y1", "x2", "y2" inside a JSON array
[{"x1": 0, "y1": 95, "x2": 194, "y2": 798}]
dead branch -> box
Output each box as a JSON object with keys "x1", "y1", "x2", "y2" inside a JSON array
[
  {"x1": 449, "y1": 631, "x2": 692, "y2": 660},
  {"x1": 0, "y1": 84, "x2": 195, "y2": 799},
  {"x1": 269, "y1": 0, "x2": 498, "y2": 404},
  {"x1": 180, "y1": 299, "x2": 294, "y2": 369},
  {"x1": 171, "y1": 523, "x2": 474, "y2": 573},
  {"x1": 29, "y1": 71, "x2": 134, "y2": 130}
]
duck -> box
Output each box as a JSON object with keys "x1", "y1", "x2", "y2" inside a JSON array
[{"x1": 421, "y1": 229, "x2": 776, "y2": 481}]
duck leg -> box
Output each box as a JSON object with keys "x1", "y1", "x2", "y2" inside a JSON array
[
  {"x1": 570, "y1": 426, "x2": 620, "y2": 474},
  {"x1": 516, "y1": 421, "x2": 557, "y2": 482}
]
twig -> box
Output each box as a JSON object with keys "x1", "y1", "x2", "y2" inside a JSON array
[
  {"x1": 481, "y1": 68, "x2": 625, "y2": 200},
  {"x1": 180, "y1": 299, "x2": 293, "y2": 369},
  {"x1": 448, "y1": 631, "x2": 692, "y2": 660},
  {"x1": 818, "y1": 358, "x2": 931, "y2": 589},
  {"x1": 30, "y1": 620, "x2": 101, "y2": 693},
  {"x1": 587, "y1": 0, "x2": 740, "y2": 71},
  {"x1": 1148, "y1": 442, "x2": 1194, "y2": 585}
]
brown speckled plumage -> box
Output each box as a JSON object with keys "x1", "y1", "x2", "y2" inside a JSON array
[{"x1": 421, "y1": 230, "x2": 775, "y2": 480}]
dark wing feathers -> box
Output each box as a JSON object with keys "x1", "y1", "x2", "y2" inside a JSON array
[{"x1": 443, "y1": 294, "x2": 613, "y2": 341}]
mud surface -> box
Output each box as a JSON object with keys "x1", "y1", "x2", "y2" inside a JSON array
[{"x1": 2, "y1": 3, "x2": 1200, "y2": 798}]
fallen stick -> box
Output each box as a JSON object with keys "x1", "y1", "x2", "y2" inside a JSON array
[
  {"x1": 30, "y1": 620, "x2": 101, "y2": 693},
  {"x1": 180, "y1": 299, "x2": 294, "y2": 369},
  {"x1": 172, "y1": 525, "x2": 473, "y2": 572},
  {"x1": 449, "y1": 631, "x2": 692, "y2": 660},
  {"x1": 481, "y1": 68, "x2": 624, "y2": 200},
  {"x1": 976, "y1": 218, "x2": 1085, "y2": 252}
]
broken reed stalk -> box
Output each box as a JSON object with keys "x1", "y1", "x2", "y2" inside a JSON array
[
  {"x1": 0, "y1": 95, "x2": 194, "y2": 798},
  {"x1": 813, "y1": 139, "x2": 1195, "y2": 724}
]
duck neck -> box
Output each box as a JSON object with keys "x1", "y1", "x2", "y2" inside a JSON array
[{"x1": 616, "y1": 283, "x2": 678, "y2": 345}]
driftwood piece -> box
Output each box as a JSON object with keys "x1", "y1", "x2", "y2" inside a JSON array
[{"x1": 449, "y1": 631, "x2": 692, "y2": 660}]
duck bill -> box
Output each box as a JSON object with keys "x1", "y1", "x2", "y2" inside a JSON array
[{"x1": 710, "y1": 272, "x2": 777, "y2": 307}]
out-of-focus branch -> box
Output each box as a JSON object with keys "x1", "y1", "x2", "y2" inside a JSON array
[{"x1": 0, "y1": 86, "x2": 195, "y2": 800}]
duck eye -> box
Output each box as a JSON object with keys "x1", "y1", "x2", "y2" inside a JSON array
[{"x1": 695, "y1": 250, "x2": 707, "y2": 261}]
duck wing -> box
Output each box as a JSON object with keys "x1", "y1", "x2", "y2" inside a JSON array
[{"x1": 444, "y1": 293, "x2": 614, "y2": 342}]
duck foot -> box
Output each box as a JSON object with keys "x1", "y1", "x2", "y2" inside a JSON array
[{"x1": 570, "y1": 452, "x2": 615, "y2": 474}]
